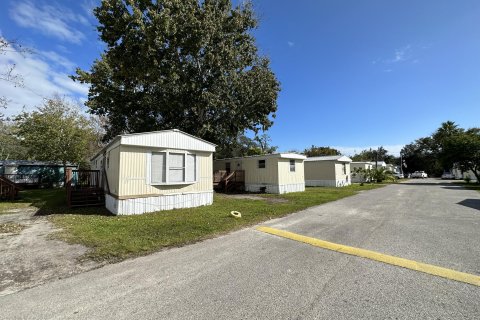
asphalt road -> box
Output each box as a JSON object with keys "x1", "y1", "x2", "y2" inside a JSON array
[{"x1": 1, "y1": 179, "x2": 479, "y2": 319}]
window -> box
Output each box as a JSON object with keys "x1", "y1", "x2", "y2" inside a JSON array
[
  {"x1": 150, "y1": 152, "x2": 196, "y2": 185},
  {"x1": 151, "y1": 152, "x2": 166, "y2": 183},
  {"x1": 258, "y1": 159, "x2": 266, "y2": 169},
  {"x1": 342, "y1": 163, "x2": 346, "y2": 175},
  {"x1": 290, "y1": 159, "x2": 295, "y2": 172},
  {"x1": 169, "y1": 153, "x2": 185, "y2": 182}
]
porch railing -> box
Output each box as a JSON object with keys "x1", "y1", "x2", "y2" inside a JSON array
[{"x1": 1, "y1": 174, "x2": 40, "y2": 186}]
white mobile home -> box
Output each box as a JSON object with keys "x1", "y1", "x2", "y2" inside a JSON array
[
  {"x1": 213, "y1": 153, "x2": 306, "y2": 194},
  {"x1": 91, "y1": 129, "x2": 215, "y2": 215},
  {"x1": 304, "y1": 156, "x2": 352, "y2": 187},
  {"x1": 350, "y1": 161, "x2": 373, "y2": 183},
  {"x1": 452, "y1": 167, "x2": 478, "y2": 182}
]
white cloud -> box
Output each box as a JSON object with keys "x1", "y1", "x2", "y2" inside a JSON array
[
  {"x1": 39, "y1": 50, "x2": 77, "y2": 71},
  {"x1": 0, "y1": 38, "x2": 88, "y2": 116},
  {"x1": 81, "y1": 0, "x2": 97, "y2": 19},
  {"x1": 332, "y1": 145, "x2": 405, "y2": 157},
  {"x1": 287, "y1": 41, "x2": 294, "y2": 47},
  {"x1": 9, "y1": 1, "x2": 87, "y2": 44},
  {"x1": 383, "y1": 45, "x2": 418, "y2": 65}
]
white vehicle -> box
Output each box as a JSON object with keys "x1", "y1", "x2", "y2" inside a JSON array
[
  {"x1": 411, "y1": 171, "x2": 428, "y2": 179},
  {"x1": 441, "y1": 172, "x2": 455, "y2": 179},
  {"x1": 393, "y1": 172, "x2": 404, "y2": 179}
]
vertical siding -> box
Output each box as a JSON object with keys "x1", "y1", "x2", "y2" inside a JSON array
[
  {"x1": 334, "y1": 162, "x2": 351, "y2": 181},
  {"x1": 106, "y1": 146, "x2": 120, "y2": 196},
  {"x1": 243, "y1": 157, "x2": 278, "y2": 185},
  {"x1": 118, "y1": 145, "x2": 212, "y2": 197},
  {"x1": 106, "y1": 191, "x2": 213, "y2": 215},
  {"x1": 304, "y1": 161, "x2": 336, "y2": 180},
  {"x1": 214, "y1": 157, "x2": 279, "y2": 185},
  {"x1": 277, "y1": 159, "x2": 305, "y2": 185}
]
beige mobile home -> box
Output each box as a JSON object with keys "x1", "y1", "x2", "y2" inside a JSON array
[
  {"x1": 90, "y1": 130, "x2": 215, "y2": 215},
  {"x1": 304, "y1": 156, "x2": 352, "y2": 187},
  {"x1": 213, "y1": 153, "x2": 306, "y2": 194},
  {"x1": 350, "y1": 161, "x2": 373, "y2": 183}
]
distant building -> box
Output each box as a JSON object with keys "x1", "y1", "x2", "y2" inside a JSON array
[
  {"x1": 304, "y1": 155, "x2": 352, "y2": 187},
  {"x1": 0, "y1": 160, "x2": 77, "y2": 186},
  {"x1": 213, "y1": 153, "x2": 306, "y2": 194},
  {"x1": 350, "y1": 161, "x2": 373, "y2": 183}
]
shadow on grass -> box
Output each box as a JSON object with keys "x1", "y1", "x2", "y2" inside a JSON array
[{"x1": 4, "y1": 188, "x2": 112, "y2": 217}]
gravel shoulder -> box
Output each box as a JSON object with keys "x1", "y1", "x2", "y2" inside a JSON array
[{"x1": 0, "y1": 208, "x2": 101, "y2": 296}]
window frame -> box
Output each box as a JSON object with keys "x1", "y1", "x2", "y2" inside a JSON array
[
  {"x1": 289, "y1": 159, "x2": 295, "y2": 172},
  {"x1": 258, "y1": 159, "x2": 266, "y2": 169},
  {"x1": 147, "y1": 151, "x2": 198, "y2": 185}
]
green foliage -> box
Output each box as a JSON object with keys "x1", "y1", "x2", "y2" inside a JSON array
[
  {"x1": 401, "y1": 121, "x2": 479, "y2": 180},
  {"x1": 401, "y1": 137, "x2": 441, "y2": 176},
  {"x1": 353, "y1": 167, "x2": 395, "y2": 183},
  {"x1": 0, "y1": 119, "x2": 28, "y2": 160},
  {"x1": 215, "y1": 132, "x2": 277, "y2": 158},
  {"x1": 442, "y1": 128, "x2": 480, "y2": 183},
  {"x1": 15, "y1": 96, "x2": 100, "y2": 167},
  {"x1": 73, "y1": 0, "x2": 280, "y2": 154},
  {"x1": 351, "y1": 147, "x2": 388, "y2": 162},
  {"x1": 304, "y1": 145, "x2": 340, "y2": 157}
]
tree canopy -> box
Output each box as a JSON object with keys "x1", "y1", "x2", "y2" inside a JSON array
[
  {"x1": 215, "y1": 133, "x2": 277, "y2": 159},
  {"x1": 401, "y1": 121, "x2": 480, "y2": 180},
  {"x1": 73, "y1": 0, "x2": 280, "y2": 156},
  {"x1": 303, "y1": 145, "x2": 340, "y2": 157},
  {"x1": 0, "y1": 119, "x2": 28, "y2": 160},
  {"x1": 15, "y1": 96, "x2": 100, "y2": 168}
]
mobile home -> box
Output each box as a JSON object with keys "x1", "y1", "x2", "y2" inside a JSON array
[
  {"x1": 350, "y1": 161, "x2": 373, "y2": 183},
  {"x1": 213, "y1": 153, "x2": 306, "y2": 194},
  {"x1": 304, "y1": 155, "x2": 352, "y2": 187},
  {"x1": 91, "y1": 129, "x2": 216, "y2": 215}
]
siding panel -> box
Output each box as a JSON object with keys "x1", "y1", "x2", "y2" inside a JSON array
[{"x1": 118, "y1": 145, "x2": 212, "y2": 197}]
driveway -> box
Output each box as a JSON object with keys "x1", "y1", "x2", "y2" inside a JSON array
[
  {"x1": 0, "y1": 179, "x2": 479, "y2": 319},
  {"x1": 0, "y1": 208, "x2": 100, "y2": 296}
]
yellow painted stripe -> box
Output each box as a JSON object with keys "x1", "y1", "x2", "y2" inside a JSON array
[{"x1": 256, "y1": 226, "x2": 480, "y2": 287}]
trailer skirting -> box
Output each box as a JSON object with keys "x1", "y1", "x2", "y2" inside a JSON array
[
  {"x1": 245, "y1": 183, "x2": 305, "y2": 194},
  {"x1": 105, "y1": 191, "x2": 213, "y2": 215},
  {"x1": 305, "y1": 179, "x2": 351, "y2": 187}
]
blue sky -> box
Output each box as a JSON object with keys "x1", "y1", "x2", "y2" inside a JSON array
[{"x1": 1, "y1": 0, "x2": 479, "y2": 156}]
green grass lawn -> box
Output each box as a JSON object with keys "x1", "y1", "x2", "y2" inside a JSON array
[
  {"x1": 0, "y1": 188, "x2": 67, "y2": 215},
  {"x1": 1, "y1": 184, "x2": 384, "y2": 262}
]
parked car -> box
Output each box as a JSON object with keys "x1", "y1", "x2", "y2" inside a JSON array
[
  {"x1": 393, "y1": 172, "x2": 404, "y2": 179},
  {"x1": 411, "y1": 171, "x2": 428, "y2": 179},
  {"x1": 441, "y1": 172, "x2": 455, "y2": 179}
]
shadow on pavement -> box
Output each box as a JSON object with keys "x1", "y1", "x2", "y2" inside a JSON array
[{"x1": 457, "y1": 199, "x2": 480, "y2": 211}]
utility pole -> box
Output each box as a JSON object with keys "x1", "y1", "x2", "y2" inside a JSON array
[{"x1": 400, "y1": 153, "x2": 403, "y2": 175}]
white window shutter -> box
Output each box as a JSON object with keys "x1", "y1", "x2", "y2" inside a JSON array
[
  {"x1": 146, "y1": 152, "x2": 152, "y2": 185},
  {"x1": 151, "y1": 152, "x2": 166, "y2": 183},
  {"x1": 186, "y1": 154, "x2": 196, "y2": 182}
]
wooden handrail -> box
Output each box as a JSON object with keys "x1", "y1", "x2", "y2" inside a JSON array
[{"x1": 0, "y1": 176, "x2": 20, "y2": 200}]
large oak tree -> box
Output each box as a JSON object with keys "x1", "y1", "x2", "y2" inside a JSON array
[{"x1": 73, "y1": 0, "x2": 280, "y2": 155}]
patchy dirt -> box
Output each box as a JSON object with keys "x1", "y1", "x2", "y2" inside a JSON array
[
  {"x1": 0, "y1": 208, "x2": 101, "y2": 296},
  {"x1": 0, "y1": 222, "x2": 27, "y2": 234},
  {"x1": 221, "y1": 193, "x2": 289, "y2": 203}
]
